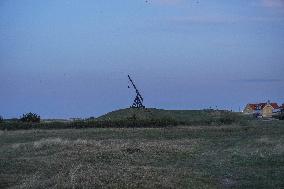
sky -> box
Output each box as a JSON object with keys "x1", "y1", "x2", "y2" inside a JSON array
[{"x1": 1, "y1": 0, "x2": 284, "y2": 118}]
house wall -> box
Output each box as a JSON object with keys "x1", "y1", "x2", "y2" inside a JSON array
[{"x1": 262, "y1": 105, "x2": 274, "y2": 118}]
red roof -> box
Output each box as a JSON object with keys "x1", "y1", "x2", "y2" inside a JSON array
[
  {"x1": 248, "y1": 102, "x2": 279, "y2": 110},
  {"x1": 248, "y1": 104, "x2": 257, "y2": 110},
  {"x1": 270, "y1": 103, "x2": 279, "y2": 109}
]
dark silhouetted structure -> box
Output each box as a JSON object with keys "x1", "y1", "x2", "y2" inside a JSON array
[{"x1": 128, "y1": 75, "x2": 145, "y2": 108}]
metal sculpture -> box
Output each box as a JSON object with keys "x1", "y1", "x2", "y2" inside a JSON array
[{"x1": 128, "y1": 75, "x2": 145, "y2": 108}]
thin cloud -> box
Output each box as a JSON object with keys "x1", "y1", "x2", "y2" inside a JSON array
[
  {"x1": 262, "y1": 0, "x2": 284, "y2": 8},
  {"x1": 234, "y1": 78, "x2": 283, "y2": 83},
  {"x1": 151, "y1": 0, "x2": 184, "y2": 5},
  {"x1": 169, "y1": 15, "x2": 284, "y2": 24},
  {"x1": 170, "y1": 16, "x2": 231, "y2": 24}
]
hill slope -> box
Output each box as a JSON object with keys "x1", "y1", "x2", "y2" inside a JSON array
[{"x1": 97, "y1": 108, "x2": 248, "y2": 125}]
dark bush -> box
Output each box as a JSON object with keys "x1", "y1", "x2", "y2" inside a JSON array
[
  {"x1": 0, "y1": 116, "x2": 3, "y2": 123},
  {"x1": 87, "y1": 116, "x2": 95, "y2": 121},
  {"x1": 273, "y1": 113, "x2": 284, "y2": 120},
  {"x1": 20, "y1": 112, "x2": 40, "y2": 123}
]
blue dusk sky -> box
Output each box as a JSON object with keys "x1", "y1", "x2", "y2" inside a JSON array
[{"x1": 1, "y1": 0, "x2": 284, "y2": 118}]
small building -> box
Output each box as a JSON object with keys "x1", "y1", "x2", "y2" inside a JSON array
[
  {"x1": 262, "y1": 103, "x2": 279, "y2": 117},
  {"x1": 243, "y1": 101, "x2": 279, "y2": 118}
]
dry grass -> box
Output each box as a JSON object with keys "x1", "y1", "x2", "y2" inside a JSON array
[{"x1": 0, "y1": 124, "x2": 284, "y2": 188}]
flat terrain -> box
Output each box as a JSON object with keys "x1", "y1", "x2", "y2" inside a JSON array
[{"x1": 0, "y1": 123, "x2": 283, "y2": 188}]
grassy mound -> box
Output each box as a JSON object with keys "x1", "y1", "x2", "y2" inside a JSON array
[
  {"x1": 0, "y1": 108, "x2": 252, "y2": 130},
  {"x1": 98, "y1": 108, "x2": 250, "y2": 125}
]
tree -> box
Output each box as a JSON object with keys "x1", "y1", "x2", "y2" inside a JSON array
[
  {"x1": 0, "y1": 115, "x2": 3, "y2": 123},
  {"x1": 20, "y1": 112, "x2": 40, "y2": 123}
]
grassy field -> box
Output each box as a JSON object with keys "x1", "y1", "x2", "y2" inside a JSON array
[{"x1": 0, "y1": 122, "x2": 283, "y2": 188}]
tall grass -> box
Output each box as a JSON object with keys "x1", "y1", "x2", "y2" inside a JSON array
[
  {"x1": 0, "y1": 110, "x2": 252, "y2": 130},
  {"x1": 0, "y1": 118, "x2": 178, "y2": 130}
]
